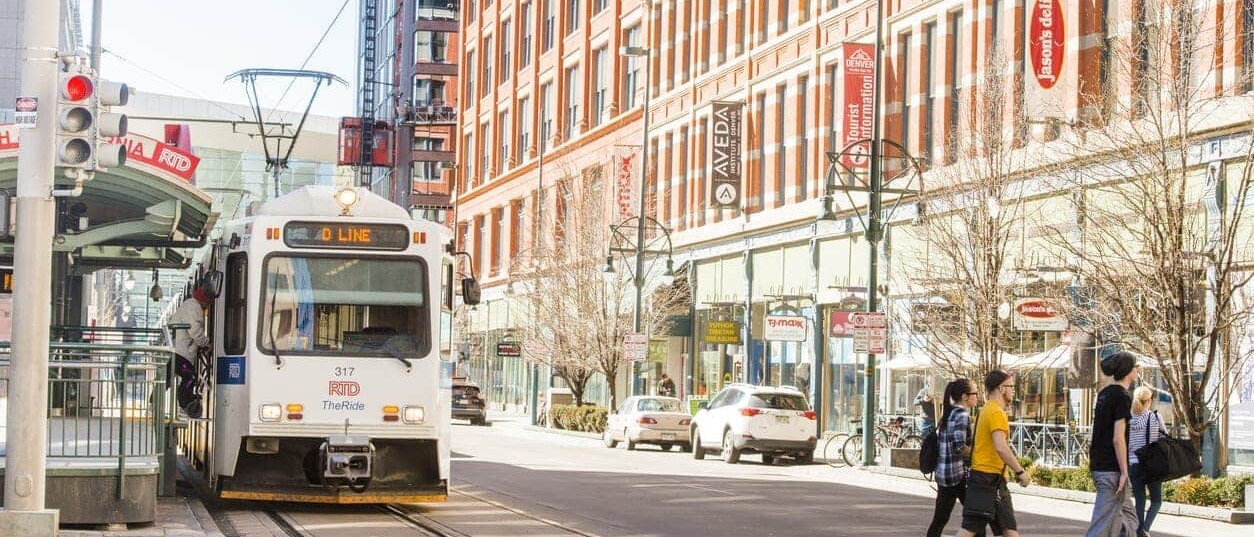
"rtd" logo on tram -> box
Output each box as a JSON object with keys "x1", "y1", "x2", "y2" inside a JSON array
[{"x1": 329, "y1": 381, "x2": 361, "y2": 397}]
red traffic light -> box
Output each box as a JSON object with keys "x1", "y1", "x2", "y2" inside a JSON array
[{"x1": 62, "y1": 75, "x2": 94, "y2": 101}]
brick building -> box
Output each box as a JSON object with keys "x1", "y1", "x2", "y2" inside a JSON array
[{"x1": 455, "y1": 0, "x2": 1254, "y2": 470}]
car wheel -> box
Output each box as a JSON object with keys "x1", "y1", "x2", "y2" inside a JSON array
[
  {"x1": 659, "y1": 443, "x2": 673, "y2": 451},
  {"x1": 762, "y1": 454, "x2": 775, "y2": 465},
  {"x1": 692, "y1": 431, "x2": 705, "y2": 460},
  {"x1": 603, "y1": 429, "x2": 618, "y2": 448},
  {"x1": 625, "y1": 430, "x2": 636, "y2": 451},
  {"x1": 795, "y1": 450, "x2": 815, "y2": 465},
  {"x1": 681, "y1": 443, "x2": 692, "y2": 453},
  {"x1": 721, "y1": 429, "x2": 741, "y2": 464}
]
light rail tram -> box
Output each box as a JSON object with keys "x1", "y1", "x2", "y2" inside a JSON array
[{"x1": 178, "y1": 185, "x2": 477, "y2": 503}]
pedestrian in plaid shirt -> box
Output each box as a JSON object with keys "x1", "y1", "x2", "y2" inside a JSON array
[{"x1": 927, "y1": 378, "x2": 983, "y2": 537}]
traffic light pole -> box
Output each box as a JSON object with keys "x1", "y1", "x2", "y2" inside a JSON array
[{"x1": 3, "y1": 0, "x2": 62, "y2": 529}]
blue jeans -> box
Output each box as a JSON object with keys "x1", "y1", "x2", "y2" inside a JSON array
[{"x1": 1130, "y1": 463, "x2": 1162, "y2": 534}]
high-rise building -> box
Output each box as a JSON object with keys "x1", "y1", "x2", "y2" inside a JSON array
[{"x1": 352, "y1": 0, "x2": 460, "y2": 220}]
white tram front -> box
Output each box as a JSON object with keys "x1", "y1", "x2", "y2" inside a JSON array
[{"x1": 190, "y1": 186, "x2": 466, "y2": 503}]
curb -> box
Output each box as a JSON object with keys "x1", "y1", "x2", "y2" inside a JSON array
[
  {"x1": 860, "y1": 465, "x2": 1253, "y2": 524},
  {"x1": 523, "y1": 425, "x2": 603, "y2": 440}
]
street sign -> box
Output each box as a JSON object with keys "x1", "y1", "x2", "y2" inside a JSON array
[
  {"x1": 830, "y1": 310, "x2": 887, "y2": 337},
  {"x1": 495, "y1": 342, "x2": 521, "y2": 357},
  {"x1": 852, "y1": 328, "x2": 887, "y2": 354},
  {"x1": 15, "y1": 97, "x2": 37, "y2": 129},
  {"x1": 702, "y1": 321, "x2": 742, "y2": 344},
  {"x1": 623, "y1": 332, "x2": 649, "y2": 362}
]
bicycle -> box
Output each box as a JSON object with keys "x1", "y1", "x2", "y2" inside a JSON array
[
  {"x1": 820, "y1": 431, "x2": 851, "y2": 467},
  {"x1": 841, "y1": 416, "x2": 924, "y2": 466}
]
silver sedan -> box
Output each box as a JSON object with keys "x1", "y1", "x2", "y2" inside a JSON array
[{"x1": 603, "y1": 396, "x2": 692, "y2": 451}]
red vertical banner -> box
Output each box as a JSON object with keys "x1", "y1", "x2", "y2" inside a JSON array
[
  {"x1": 841, "y1": 43, "x2": 876, "y2": 171},
  {"x1": 615, "y1": 146, "x2": 640, "y2": 220}
]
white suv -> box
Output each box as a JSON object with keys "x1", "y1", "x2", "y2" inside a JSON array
[{"x1": 690, "y1": 384, "x2": 817, "y2": 464}]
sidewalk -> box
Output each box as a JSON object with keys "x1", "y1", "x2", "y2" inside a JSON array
[{"x1": 58, "y1": 488, "x2": 223, "y2": 537}]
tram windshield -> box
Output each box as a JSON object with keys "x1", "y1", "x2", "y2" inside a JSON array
[{"x1": 259, "y1": 256, "x2": 430, "y2": 358}]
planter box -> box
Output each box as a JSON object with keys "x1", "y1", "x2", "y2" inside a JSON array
[{"x1": 888, "y1": 447, "x2": 920, "y2": 470}]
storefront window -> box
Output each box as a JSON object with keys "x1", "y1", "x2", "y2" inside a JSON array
[
  {"x1": 824, "y1": 321, "x2": 865, "y2": 433},
  {"x1": 694, "y1": 308, "x2": 742, "y2": 396}
]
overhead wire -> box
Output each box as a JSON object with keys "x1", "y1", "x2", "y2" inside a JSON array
[
  {"x1": 103, "y1": 48, "x2": 247, "y2": 121},
  {"x1": 264, "y1": 0, "x2": 353, "y2": 124}
]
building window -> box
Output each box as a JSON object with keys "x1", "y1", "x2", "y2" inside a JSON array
[
  {"x1": 522, "y1": 3, "x2": 533, "y2": 67},
  {"x1": 799, "y1": 75, "x2": 809, "y2": 201},
  {"x1": 678, "y1": 126, "x2": 689, "y2": 228},
  {"x1": 519, "y1": 96, "x2": 532, "y2": 157},
  {"x1": 758, "y1": 0, "x2": 769, "y2": 44},
  {"x1": 566, "y1": 0, "x2": 581, "y2": 35},
  {"x1": 990, "y1": 0, "x2": 1002, "y2": 55},
  {"x1": 415, "y1": 31, "x2": 449, "y2": 62},
  {"x1": 414, "y1": 138, "x2": 445, "y2": 182},
  {"x1": 491, "y1": 208, "x2": 504, "y2": 275},
  {"x1": 1245, "y1": 0, "x2": 1254, "y2": 92},
  {"x1": 667, "y1": 5, "x2": 677, "y2": 87},
  {"x1": 827, "y1": 63, "x2": 838, "y2": 154},
  {"x1": 481, "y1": 122, "x2": 492, "y2": 178},
  {"x1": 501, "y1": 20, "x2": 513, "y2": 82},
  {"x1": 498, "y1": 110, "x2": 510, "y2": 169},
  {"x1": 898, "y1": 32, "x2": 911, "y2": 154},
  {"x1": 465, "y1": 52, "x2": 476, "y2": 105},
  {"x1": 593, "y1": 47, "x2": 608, "y2": 126},
  {"x1": 756, "y1": 91, "x2": 766, "y2": 210},
  {"x1": 467, "y1": 0, "x2": 477, "y2": 22},
  {"x1": 464, "y1": 132, "x2": 474, "y2": 185},
  {"x1": 511, "y1": 199, "x2": 525, "y2": 258},
  {"x1": 474, "y1": 215, "x2": 486, "y2": 276},
  {"x1": 780, "y1": 0, "x2": 790, "y2": 34},
  {"x1": 543, "y1": 0, "x2": 555, "y2": 51},
  {"x1": 922, "y1": 20, "x2": 935, "y2": 165},
  {"x1": 413, "y1": 79, "x2": 446, "y2": 105},
  {"x1": 718, "y1": 5, "x2": 728, "y2": 64},
  {"x1": 541, "y1": 82, "x2": 554, "y2": 152},
  {"x1": 737, "y1": 0, "x2": 746, "y2": 55},
  {"x1": 565, "y1": 65, "x2": 581, "y2": 138},
  {"x1": 594, "y1": 0, "x2": 607, "y2": 15},
  {"x1": 482, "y1": 36, "x2": 494, "y2": 96},
  {"x1": 775, "y1": 84, "x2": 786, "y2": 207},
  {"x1": 946, "y1": 10, "x2": 962, "y2": 162},
  {"x1": 624, "y1": 26, "x2": 641, "y2": 110}
]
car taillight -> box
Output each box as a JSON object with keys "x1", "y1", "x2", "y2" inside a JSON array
[
  {"x1": 803, "y1": 411, "x2": 817, "y2": 420},
  {"x1": 638, "y1": 416, "x2": 658, "y2": 424},
  {"x1": 679, "y1": 418, "x2": 691, "y2": 426},
  {"x1": 740, "y1": 408, "x2": 762, "y2": 417}
]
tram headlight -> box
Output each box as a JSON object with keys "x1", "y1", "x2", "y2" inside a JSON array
[
  {"x1": 334, "y1": 187, "x2": 360, "y2": 214},
  {"x1": 402, "y1": 405, "x2": 426, "y2": 424},
  {"x1": 259, "y1": 403, "x2": 283, "y2": 422}
]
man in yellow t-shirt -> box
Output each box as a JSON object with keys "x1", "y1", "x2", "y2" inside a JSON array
[{"x1": 959, "y1": 370, "x2": 1031, "y2": 537}]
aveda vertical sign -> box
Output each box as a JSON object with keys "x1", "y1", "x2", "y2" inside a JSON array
[
  {"x1": 710, "y1": 101, "x2": 743, "y2": 208},
  {"x1": 841, "y1": 43, "x2": 876, "y2": 171},
  {"x1": 1025, "y1": 0, "x2": 1071, "y2": 119}
]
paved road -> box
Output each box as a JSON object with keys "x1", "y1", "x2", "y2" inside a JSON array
[{"x1": 448, "y1": 416, "x2": 1232, "y2": 537}]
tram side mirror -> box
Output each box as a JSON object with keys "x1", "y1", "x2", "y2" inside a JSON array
[
  {"x1": 202, "y1": 270, "x2": 224, "y2": 299},
  {"x1": 461, "y1": 278, "x2": 481, "y2": 306}
]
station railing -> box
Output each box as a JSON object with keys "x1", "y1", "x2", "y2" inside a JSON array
[{"x1": 0, "y1": 341, "x2": 172, "y2": 497}]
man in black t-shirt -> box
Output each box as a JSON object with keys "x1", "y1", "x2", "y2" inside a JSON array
[{"x1": 1085, "y1": 351, "x2": 1140, "y2": 537}]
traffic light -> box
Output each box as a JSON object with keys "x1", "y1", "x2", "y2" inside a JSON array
[
  {"x1": 56, "y1": 72, "x2": 94, "y2": 169},
  {"x1": 55, "y1": 69, "x2": 129, "y2": 172},
  {"x1": 93, "y1": 78, "x2": 129, "y2": 169}
]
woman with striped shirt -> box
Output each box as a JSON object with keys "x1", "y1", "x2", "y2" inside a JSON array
[{"x1": 1129, "y1": 386, "x2": 1167, "y2": 537}]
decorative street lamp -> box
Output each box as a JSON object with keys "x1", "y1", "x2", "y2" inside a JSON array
[{"x1": 604, "y1": 215, "x2": 675, "y2": 395}]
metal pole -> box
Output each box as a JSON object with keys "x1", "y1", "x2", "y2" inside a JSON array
[
  {"x1": 630, "y1": 0, "x2": 654, "y2": 397},
  {"x1": 861, "y1": 0, "x2": 886, "y2": 467},
  {"x1": 90, "y1": 0, "x2": 103, "y2": 72},
  {"x1": 6, "y1": 0, "x2": 61, "y2": 514}
]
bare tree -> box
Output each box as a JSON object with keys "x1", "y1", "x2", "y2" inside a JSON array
[
  {"x1": 1048, "y1": 2, "x2": 1254, "y2": 455},
  {"x1": 510, "y1": 155, "x2": 685, "y2": 409},
  {"x1": 895, "y1": 49, "x2": 1037, "y2": 379}
]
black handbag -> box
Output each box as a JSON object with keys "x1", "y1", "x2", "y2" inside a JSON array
[{"x1": 1134, "y1": 411, "x2": 1201, "y2": 484}]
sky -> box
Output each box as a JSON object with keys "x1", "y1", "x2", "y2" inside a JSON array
[{"x1": 82, "y1": 0, "x2": 359, "y2": 119}]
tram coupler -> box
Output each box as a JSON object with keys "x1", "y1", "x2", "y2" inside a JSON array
[{"x1": 320, "y1": 435, "x2": 374, "y2": 490}]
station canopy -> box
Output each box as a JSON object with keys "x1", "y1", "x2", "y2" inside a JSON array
[{"x1": 0, "y1": 125, "x2": 218, "y2": 273}]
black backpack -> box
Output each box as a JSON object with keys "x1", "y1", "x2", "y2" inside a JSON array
[{"x1": 919, "y1": 428, "x2": 940, "y2": 475}]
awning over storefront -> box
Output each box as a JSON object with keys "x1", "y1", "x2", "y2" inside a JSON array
[
  {"x1": 0, "y1": 125, "x2": 217, "y2": 273},
  {"x1": 1008, "y1": 345, "x2": 1158, "y2": 370}
]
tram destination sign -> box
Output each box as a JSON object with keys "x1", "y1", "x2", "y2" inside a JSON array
[{"x1": 284, "y1": 222, "x2": 410, "y2": 251}]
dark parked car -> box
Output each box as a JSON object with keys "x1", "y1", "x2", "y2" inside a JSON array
[{"x1": 452, "y1": 379, "x2": 488, "y2": 426}]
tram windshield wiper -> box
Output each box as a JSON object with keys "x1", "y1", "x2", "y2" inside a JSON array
[{"x1": 381, "y1": 337, "x2": 414, "y2": 370}]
